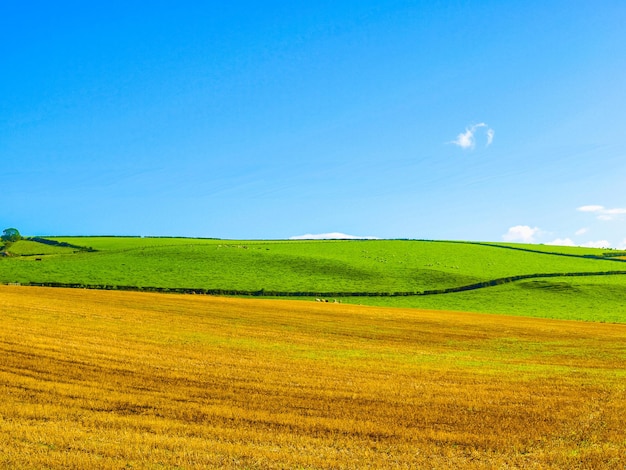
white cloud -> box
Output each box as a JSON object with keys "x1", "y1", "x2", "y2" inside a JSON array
[
  {"x1": 618, "y1": 239, "x2": 626, "y2": 250},
  {"x1": 502, "y1": 225, "x2": 540, "y2": 243},
  {"x1": 546, "y1": 238, "x2": 612, "y2": 248},
  {"x1": 450, "y1": 122, "x2": 494, "y2": 149},
  {"x1": 546, "y1": 238, "x2": 575, "y2": 246},
  {"x1": 451, "y1": 128, "x2": 476, "y2": 149},
  {"x1": 574, "y1": 227, "x2": 588, "y2": 236},
  {"x1": 486, "y1": 128, "x2": 495, "y2": 146},
  {"x1": 577, "y1": 205, "x2": 626, "y2": 221},
  {"x1": 289, "y1": 232, "x2": 379, "y2": 240},
  {"x1": 545, "y1": 236, "x2": 613, "y2": 249},
  {"x1": 603, "y1": 208, "x2": 626, "y2": 215},
  {"x1": 581, "y1": 240, "x2": 611, "y2": 249},
  {"x1": 577, "y1": 205, "x2": 604, "y2": 212}
]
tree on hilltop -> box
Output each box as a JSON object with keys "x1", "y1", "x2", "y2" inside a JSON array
[{"x1": 1, "y1": 228, "x2": 21, "y2": 243}]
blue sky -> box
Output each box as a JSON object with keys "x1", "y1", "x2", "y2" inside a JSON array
[{"x1": 2, "y1": 1, "x2": 626, "y2": 246}]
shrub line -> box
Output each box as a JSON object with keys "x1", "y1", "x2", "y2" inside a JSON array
[
  {"x1": 26, "y1": 237, "x2": 96, "y2": 252},
  {"x1": 460, "y1": 241, "x2": 626, "y2": 262},
  {"x1": 5, "y1": 270, "x2": 626, "y2": 298}
]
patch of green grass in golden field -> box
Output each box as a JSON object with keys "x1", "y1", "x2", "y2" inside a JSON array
[{"x1": 1, "y1": 286, "x2": 624, "y2": 468}]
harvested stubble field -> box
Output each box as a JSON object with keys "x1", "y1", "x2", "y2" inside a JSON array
[{"x1": 0, "y1": 286, "x2": 625, "y2": 469}]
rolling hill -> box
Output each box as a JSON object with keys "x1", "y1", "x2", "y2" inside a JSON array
[{"x1": 1, "y1": 236, "x2": 625, "y2": 322}]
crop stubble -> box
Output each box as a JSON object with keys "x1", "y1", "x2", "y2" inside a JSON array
[{"x1": 0, "y1": 286, "x2": 624, "y2": 468}]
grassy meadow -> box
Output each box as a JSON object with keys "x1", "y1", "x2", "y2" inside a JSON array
[
  {"x1": 1, "y1": 285, "x2": 625, "y2": 469},
  {"x1": 339, "y1": 274, "x2": 626, "y2": 323},
  {"x1": 1, "y1": 237, "x2": 625, "y2": 321}
]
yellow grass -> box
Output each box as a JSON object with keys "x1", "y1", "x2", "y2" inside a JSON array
[{"x1": 0, "y1": 285, "x2": 625, "y2": 469}]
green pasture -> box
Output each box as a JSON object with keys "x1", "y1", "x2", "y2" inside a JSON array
[
  {"x1": 339, "y1": 275, "x2": 626, "y2": 323},
  {"x1": 1, "y1": 237, "x2": 621, "y2": 292},
  {"x1": 47, "y1": 236, "x2": 224, "y2": 251},
  {"x1": 479, "y1": 241, "x2": 626, "y2": 258},
  {"x1": 1, "y1": 237, "x2": 625, "y2": 322},
  {"x1": 1, "y1": 239, "x2": 78, "y2": 256}
]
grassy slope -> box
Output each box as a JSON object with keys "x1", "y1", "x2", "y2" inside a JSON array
[
  {"x1": 485, "y1": 241, "x2": 626, "y2": 257},
  {"x1": 1, "y1": 237, "x2": 625, "y2": 321},
  {"x1": 340, "y1": 275, "x2": 626, "y2": 322},
  {"x1": 1, "y1": 286, "x2": 624, "y2": 469},
  {"x1": 2, "y1": 239, "x2": 78, "y2": 256},
  {"x1": 3, "y1": 238, "x2": 623, "y2": 291}
]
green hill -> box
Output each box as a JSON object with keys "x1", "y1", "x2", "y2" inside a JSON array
[
  {"x1": 1, "y1": 239, "x2": 81, "y2": 256},
  {"x1": 1, "y1": 236, "x2": 625, "y2": 322}
]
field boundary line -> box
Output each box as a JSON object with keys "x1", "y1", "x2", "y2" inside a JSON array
[
  {"x1": 4, "y1": 270, "x2": 626, "y2": 298},
  {"x1": 451, "y1": 240, "x2": 626, "y2": 263}
]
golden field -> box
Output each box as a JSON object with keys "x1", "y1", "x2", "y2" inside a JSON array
[{"x1": 0, "y1": 285, "x2": 624, "y2": 469}]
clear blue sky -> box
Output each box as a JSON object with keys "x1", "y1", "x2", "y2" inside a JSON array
[{"x1": 2, "y1": 1, "x2": 625, "y2": 246}]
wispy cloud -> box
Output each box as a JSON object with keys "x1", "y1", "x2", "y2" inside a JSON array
[
  {"x1": 486, "y1": 128, "x2": 495, "y2": 146},
  {"x1": 547, "y1": 237, "x2": 611, "y2": 248},
  {"x1": 574, "y1": 227, "x2": 588, "y2": 236},
  {"x1": 577, "y1": 205, "x2": 605, "y2": 212},
  {"x1": 581, "y1": 240, "x2": 611, "y2": 248},
  {"x1": 289, "y1": 232, "x2": 379, "y2": 240},
  {"x1": 603, "y1": 208, "x2": 626, "y2": 214},
  {"x1": 450, "y1": 123, "x2": 494, "y2": 149},
  {"x1": 502, "y1": 225, "x2": 540, "y2": 243},
  {"x1": 577, "y1": 205, "x2": 626, "y2": 221},
  {"x1": 546, "y1": 238, "x2": 575, "y2": 246}
]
